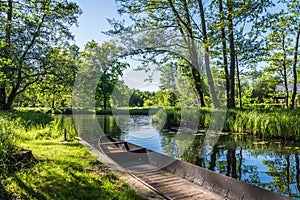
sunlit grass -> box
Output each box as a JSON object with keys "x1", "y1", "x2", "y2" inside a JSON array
[
  {"x1": 0, "y1": 110, "x2": 141, "y2": 200},
  {"x1": 1, "y1": 139, "x2": 141, "y2": 200}
]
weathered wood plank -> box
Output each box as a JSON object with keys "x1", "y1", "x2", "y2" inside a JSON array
[{"x1": 134, "y1": 169, "x2": 225, "y2": 200}]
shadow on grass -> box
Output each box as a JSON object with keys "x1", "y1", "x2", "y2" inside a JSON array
[
  {"x1": 8, "y1": 161, "x2": 139, "y2": 199},
  {"x1": 13, "y1": 176, "x2": 47, "y2": 200},
  {"x1": 32, "y1": 140, "x2": 85, "y2": 147},
  {"x1": 1, "y1": 141, "x2": 141, "y2": 200},
  {"x1": 4, "y1": 110, "x2": 52, "y2": 127},
  {"x1": 0, "y1": 183, "x2": 11, "y2": 200}
]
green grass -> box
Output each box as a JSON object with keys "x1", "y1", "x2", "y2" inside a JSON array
[
  {"x1": 1, "y1": 140, "x2": 141, "y2": 200},
  {"x1": 0, "y1": 118, "x2": 17, "y2": 175},
  {"x1": 0, "y1": 110, "x2": 141, "y2": 200}
]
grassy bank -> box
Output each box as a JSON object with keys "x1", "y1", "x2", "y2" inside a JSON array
[
  {"x1": 0, "y1": 110, "x2": 141, "y2": 199},
  {"x1": 153, "y1": 107, "x2": 300, "y2": 141}
]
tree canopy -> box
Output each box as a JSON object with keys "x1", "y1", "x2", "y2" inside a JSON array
[{"x1": 0, "y1": 0, "x2": 81, "y2": 109}]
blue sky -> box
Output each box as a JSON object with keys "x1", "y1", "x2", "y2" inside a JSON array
[{"x1": 71, "y1": 0, "x2": 121, "y2": 49}]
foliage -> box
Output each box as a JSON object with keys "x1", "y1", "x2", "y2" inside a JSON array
[
  {"x1": 224, "y1": 108, "x2": 300, "y2": 140},
  {"x1": 0, "y1": 0, "x2": 81, "y2": 110},
  {"x1": 77, "y1": 40, "x2": 128, "y2": 109},
  {"x1": 2, "y1": 109, "x2": 52, "y2": 128},
  {"x1": 155, "y1": 89, "x2": 178, "y2": 107},
  {"x1": 19, "y1": 46, "x2": 80, "y2": 108}
]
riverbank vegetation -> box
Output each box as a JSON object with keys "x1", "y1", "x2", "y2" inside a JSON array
[
  {"x1": 0, "y1": 110, "x2": 141, "y2": 199},
  {"x1": 153, "y1": 107, "x2": 300, "y2": 141}
]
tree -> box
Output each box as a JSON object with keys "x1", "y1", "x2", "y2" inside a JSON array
[
  {"x1": 39, "y1": 45, "x2": 79, "y2": 108},
  {"x1": 217, "y1": 0, "x2": 230, "y2": 108},
  {"x1": 159, "y1": 62, "x2": 177, "y2": 91},
  {"x1": 0, "y1": 0, "x2": 81, "y2": 110},
  {"x1": 226, "y1": 0, "x2": 236, "y2": 109},
  {"x1": 129, "y1": 90, "x2": 144, "y2": 107},
  {"x1": 80, "y1": 41, "x2": 128, "y2": 109},
  {"x1": 111, "y1": 80, "x2": 131, "y2": 107},
  {"x1": 155, "y1": 89, "x2": 178, "y2": 107},
  {"x1": 112, "y1": 0, "x2": 224, "y2": 107},
  {"x1": 208, "y1": 0, "x2": 274, "y2": 108},
  {"x1": 197, "y1": 0, "x2": 220, "y2": 108},
  {"x1": 288, "y1": 0, "x2": 300, "y2": 108},
  {"x1": 264, "y1": 11, "x2": 294, "y2": 107}
]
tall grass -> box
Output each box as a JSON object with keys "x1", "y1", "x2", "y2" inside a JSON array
[
  {"x1": 0, "y1": 118, "x2": 17, "y2": 175},
  {"x1": 224, "y1": 109, "x2": 300, "y2": 140},
  {"x1": 0, "y1": 110, "x2": 79, "y2": 174},
  {"x1": 153, "y1": 107, "x2": 300, "y2": 141},
  {"x1": 52, "y1": 116, "x2": 77, "y2": 140}
]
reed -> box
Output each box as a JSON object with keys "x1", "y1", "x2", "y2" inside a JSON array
[{"x1": 153, "y1": 107, "x2": 300, "y2": 141}]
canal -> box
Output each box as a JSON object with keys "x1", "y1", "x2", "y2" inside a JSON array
[{"x1": 62, "y1": 114, "x2": 300, "y2": 199}]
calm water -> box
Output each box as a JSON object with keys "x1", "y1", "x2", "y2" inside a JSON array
[{"x1": 62, "y1": 114, "x2": 300, "y2": 199}]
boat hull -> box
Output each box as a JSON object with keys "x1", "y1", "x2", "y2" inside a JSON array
[{"x1": 99, "y1": 136, "x2": 290, "y2": 200}]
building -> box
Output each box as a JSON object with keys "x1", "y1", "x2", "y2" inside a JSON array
[{"x1": 275, "y1": 83, "x2": 300, "y2": 94}]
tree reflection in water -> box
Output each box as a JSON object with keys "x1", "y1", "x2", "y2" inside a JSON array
[
  {"x1": 63, "y1": 115, "x2": 300, "y2": 198},
  {"x1": 161, "y1": 130, "x2": 300, "y2": 198}
]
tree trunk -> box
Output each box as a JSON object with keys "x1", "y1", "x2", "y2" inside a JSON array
[
  {"x1": 0, "y1": 88, "x2": 6, "y2": 110},
  {"x1": 238, "y1": 147, "x2": 242, "y2": 180},
  {"x1": 218, "y1": 0, "x2": 230, "y2": 109},
  {"x1": 282, "y1": 32, "x2": 289, "y2": 108},
  {"x1": 189, "y1": 36, "x2": 206, "y2": 107},
  {"x1": 191, "y1": 67, "x2": 206, "y2": 107},
  {"x1": 183, "y1": 0, "x2": 206, "y2": 107},
  {"x1": 290, "y1": 24, "x2": 300, "y2": 109},
  {"x1": 227, "y1": 0, "x2": 236, "y2": 109},
  {"x1": 51, "y1": 98, "x2": 55, "y2": 109},
  {"x1": 5, "y1": 87, "x2": 18, "y2": 110},
  {"x1": 226, "y1": 149, "x2": 231, "y2": 176},
  {"x1": 208, "y1": 145, "x2": 218, "y2": 171},
  {"x1": 168, "y1": 0, "x2": 205, "y2": 107},
  {"x1": 296, "y1": 154, "x2": 300, "y2": 193},
  {"x1": 198, "y1": 0, "x2": 220, "y2": 108},
  {"x1": 236, "y1": 54, "x2": 242, "y2": 108},
  {"x1": 231, "y1": 147, "x2": 237, "y2": 179},
  {"x1": 103, "y1": 94, "x2": 107, "y2": 110}
]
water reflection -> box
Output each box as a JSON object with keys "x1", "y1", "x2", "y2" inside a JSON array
[{"x1": 63, "y1": 114, "x2": 300, "y2": 199}]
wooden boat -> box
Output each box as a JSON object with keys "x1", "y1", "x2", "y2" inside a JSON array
[{"x1": 99, "y1": 136, "x2": 290, "y2": 200}]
